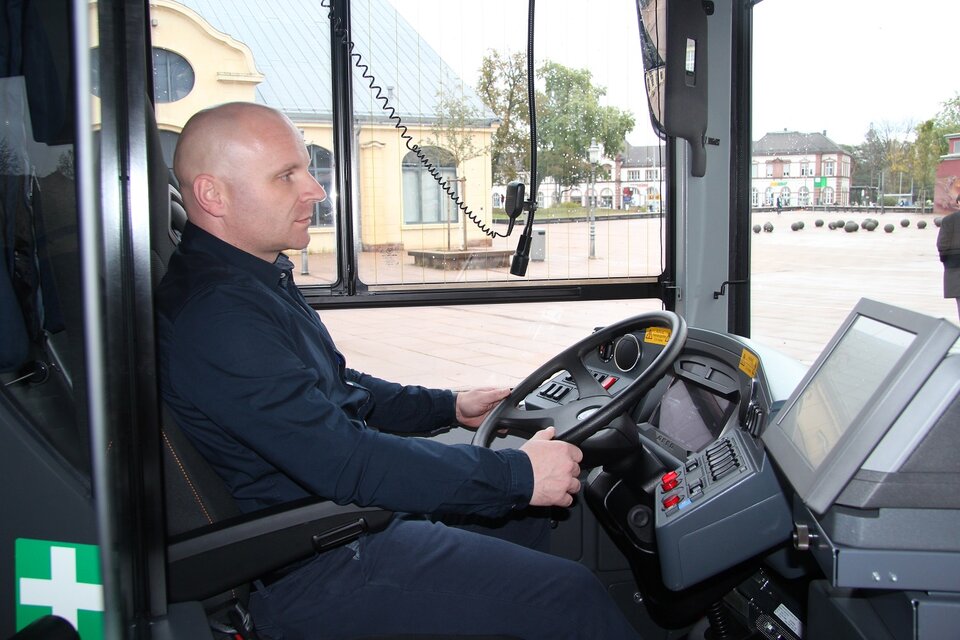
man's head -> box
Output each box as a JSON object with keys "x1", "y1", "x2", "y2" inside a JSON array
[{"x1": 173, "y1": 102, "x2": 327, "y2": 262}]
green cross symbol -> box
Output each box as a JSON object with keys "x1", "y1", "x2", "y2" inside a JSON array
[{"x1": 15, "y1": 538, "x2": 104, "y2": 639}]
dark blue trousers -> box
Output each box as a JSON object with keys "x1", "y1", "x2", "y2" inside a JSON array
[{"x1": 248, "y1": 513, "x2": 641, "y2": 639}]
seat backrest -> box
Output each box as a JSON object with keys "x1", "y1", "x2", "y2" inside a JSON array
[
  {"x1": 145, "y1": 108, "x2": 241, "y2": 533},
  {"x1": 148, "y1": 152, "x2": 186, "y2": 288},
  {"x1": 146, "y1": 106, "x2": 247, "y2": 611}
]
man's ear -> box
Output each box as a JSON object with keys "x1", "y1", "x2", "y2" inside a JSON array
[{"x1": 193, "y1": 174, "x2": 227, "y2": 218}]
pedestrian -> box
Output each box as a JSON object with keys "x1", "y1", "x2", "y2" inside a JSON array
[{"x1": 937, "y1": 210, "x2": 960, "y2": 322}]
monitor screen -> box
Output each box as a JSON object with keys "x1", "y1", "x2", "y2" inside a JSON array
[
  {"x1": 762, "y1": 299, "x2": 958, "y2": 515},
  {"x1": 654, "y1": 377, "x2": 735, "y2": 452},
  {"x1": 775, "y1": 316, "x2": 914, "y2": 468}
]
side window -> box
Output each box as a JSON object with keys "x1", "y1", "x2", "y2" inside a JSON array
[
  {"x1": 147, "y1": 0, "x2": 338, "y2": 285},
  {"x1": 1, "y1": 6, "x2": 88, "y2": 472},
  {"x1": 751, "y1": 1, "x2": 954, "y2": 362}
]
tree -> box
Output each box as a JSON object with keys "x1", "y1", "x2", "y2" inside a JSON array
[
  {"x1": 422, "y1": 91, "x2": 491, "y2": 250},
  {"x1": 535, "y1": 61, "x2": 635, "y2": 196},
  {"x1": 477, "y1": 50, "x2": 530, "y2": 185},
  {"x1": 908, "y1": 119, "x2": 940, "y2": 210},
  {"x1": 426, "y1": 91, "x2": 488, "y2": 171},
  {"x1": 934, "y1": 92, "x2": 960, "y2": 137},
  {"x1": 856, "y1": 120, "x2": 912, "y2": 202}
]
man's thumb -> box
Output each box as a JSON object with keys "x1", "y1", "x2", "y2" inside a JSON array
[{"x1": 531, "y1": 426, "x2": 556, "y2": 441}]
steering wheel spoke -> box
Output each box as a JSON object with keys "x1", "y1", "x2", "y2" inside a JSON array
[{"x1": 562, "y1": 356, "x2": 608, "y2": 399}]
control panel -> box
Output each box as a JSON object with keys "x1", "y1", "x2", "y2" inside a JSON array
[
  {"x1": 654, "y1": 430, "x2": 792, "y2": 590},
  {"x1": 525, "y1": 369, "x2": 623, "y2": 410},
  {"x1": 658, "y1": 436, "x2": 748, "y2": 517}
]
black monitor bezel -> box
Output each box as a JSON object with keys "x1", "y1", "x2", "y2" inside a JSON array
[{"x1": 762, "y1": 298, "x2": 959, "y2": 515}]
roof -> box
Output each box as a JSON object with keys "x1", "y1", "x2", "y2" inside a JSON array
[
  {"x1": 753, "y1": 131, "x2": 845, "y2": 156},
  {"x1": 619, "y1": 141, "x2": 665, "y2": 167},
  {"x1": 174, "y1": 0, "x2": 495, "y2": 125}
]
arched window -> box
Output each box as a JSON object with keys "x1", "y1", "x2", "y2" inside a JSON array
[
  {"x1": 492, "y1": 192, "x2": 504, "y2": 209},
  {"x1": 94, "y1": 47, "x2": 196, "y2": 102},
  {"x1": 821, "y1": 186, "x2": 835, "y2": 205},
  {"x1": 798, "y1": 186, "x2": 810, "y2": 207},
  {"x1": 779, "y1": 186, "x2": 791, "y2": 206},
  {"x1": 152, "y1": 48, "x2": 195, "y2": 103},
  {"x1": 751, "y1": 187, "x2": 760, "y2": 207},
  {"x1": 764, "y1": 187, "x2": 774, "y2": 206},
  {"x1": 600, "y1": 188, "x2": 613, "y2": 209},
  {"x1": 308, "y1": 145, "x2": 334, "y2": 227},
  {"x1": 402, "y1": 147, "x2": 458, "y2": 224}
]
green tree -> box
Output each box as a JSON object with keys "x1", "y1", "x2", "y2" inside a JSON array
[
  {"x1": 536, "y1": 61, "x2": 634, "y2": 196},
  {"x1": 934, "y1": 92, "x2": 960, "y2": 138},
  {"x1": 477, "y1": 50, "x2": 530, "y2": 184},
  {"x1": 908, "y1": 119, "x2": 940, "y2": 210}
]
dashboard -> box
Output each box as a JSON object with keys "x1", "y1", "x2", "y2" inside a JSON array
[{"x1": 522, "y1": 300, "x2": 960, "y2": 638}]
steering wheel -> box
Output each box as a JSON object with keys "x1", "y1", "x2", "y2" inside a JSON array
[{"x1": 472, "y1": 310, "x2": 687, "y2": 448}]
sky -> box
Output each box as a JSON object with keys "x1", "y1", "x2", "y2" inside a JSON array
[{"x1": 387, "y1": 0, "x2": 957, "y2": 148}]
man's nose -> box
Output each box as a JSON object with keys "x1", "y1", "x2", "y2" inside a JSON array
[{"x1": 304, "y1": 174, "x2": 327, "y2": 203}]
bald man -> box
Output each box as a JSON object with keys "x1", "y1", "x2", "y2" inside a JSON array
[{"x1": 156, "y1": 102, "x2": 641, "y2": 639}]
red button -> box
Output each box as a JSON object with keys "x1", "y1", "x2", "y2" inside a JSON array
[
  {"x1": 661, "y1": 470, "x2": 678, "y2": 483},
  {"x1": 662, "y1": 478, "x2": 678, "y2": 491},
  {"x1": 602, "y1": 376, "x2": 618, "y2": 390},
  {"x1": 662, "y1": 494, "x2": 682, "y2": 509}
]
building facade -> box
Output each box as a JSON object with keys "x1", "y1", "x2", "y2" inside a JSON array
[{"x1": 751, "y1": 131, "x2": 853, "y2": 208}]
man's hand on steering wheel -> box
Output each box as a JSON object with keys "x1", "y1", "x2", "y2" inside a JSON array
[
  {"x1": 520, "y1": 427, "x2": 583, "y2": 507},
  {"x1": 455, "y1": 387, "x2": 511, "y2": 428}
]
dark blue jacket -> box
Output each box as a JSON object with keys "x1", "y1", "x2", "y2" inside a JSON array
[{"x1": 156, "y1": 223, "x2": 532, "y2": 516}]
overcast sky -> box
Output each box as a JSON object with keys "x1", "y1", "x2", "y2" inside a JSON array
[{"x1": 387, "y1": 0, "x2": 955, "y2": 148}]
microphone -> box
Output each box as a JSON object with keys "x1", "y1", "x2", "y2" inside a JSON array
[
  {"x1": 504, "y1": 181, "x2": 534, "y2": 276},
  {"x1": 510, "y1": 228, "x2": 532, "y2": 276}
]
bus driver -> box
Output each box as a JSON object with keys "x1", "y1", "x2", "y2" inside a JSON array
[{"x1": 155, "y1": 102, "x2": 641, "y2": 639}]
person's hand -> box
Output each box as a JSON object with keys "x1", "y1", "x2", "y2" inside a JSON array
[
  {"x1": 455, "y1": 387, "x2": 510, "y2": 428},
  {"x1": 520, "y1": 427, "x2": 583, "y2": 508}
]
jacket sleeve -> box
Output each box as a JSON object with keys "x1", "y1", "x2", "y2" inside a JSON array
[
  {"x1": 344, "y1": 368, "x2": 458, "y2": 434},
  {"x1": 164, "y1": 285, "x2": 532, "y2": 518}
]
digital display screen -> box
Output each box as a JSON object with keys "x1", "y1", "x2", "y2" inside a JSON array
[
  {"x1": 653, "y1": 378, "x2": 735, "y2": 452},
  {"x1": 775, "y1": 316, "x2": 915, "y2": 468}
]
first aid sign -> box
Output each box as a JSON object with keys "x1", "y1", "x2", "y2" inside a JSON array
[{"x1": 15, "y1": 538, "x2": 104, "y2": 638}]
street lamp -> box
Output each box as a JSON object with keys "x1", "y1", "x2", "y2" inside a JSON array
[{"x1": 588, "y1": 138, "x2": 601, "y2": 259}]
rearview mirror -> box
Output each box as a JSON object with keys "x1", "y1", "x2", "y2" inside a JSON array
[{"x1": 636, "y1": 0, "x2": 710, "y2": 177}]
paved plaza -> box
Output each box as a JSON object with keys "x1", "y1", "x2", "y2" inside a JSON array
[{"x1": 304, "y1": 209, "x2": 957, "y2": 389}]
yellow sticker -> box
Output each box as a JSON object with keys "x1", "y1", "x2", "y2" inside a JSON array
[
  {"x1": 739, "y1": 349, "x2": 759, "y2": 378},
  {"x1": 644, "y1": 327, "x2": 672, "y2": 346}
]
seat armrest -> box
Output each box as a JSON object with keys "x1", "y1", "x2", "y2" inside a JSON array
[{"x1": 167, "y1": 498, "x2": 392, "y2": 602}]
